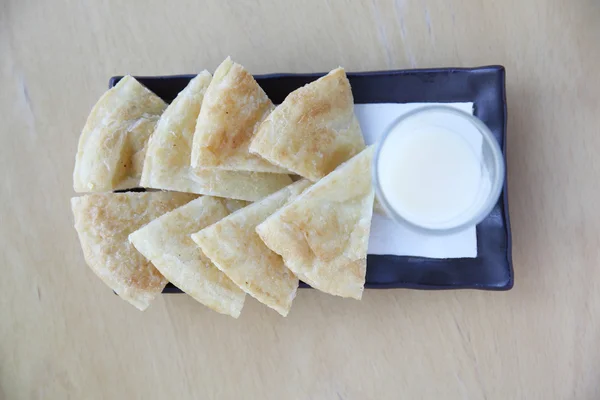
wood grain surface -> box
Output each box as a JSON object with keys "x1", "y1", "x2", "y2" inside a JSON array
[{"x1": 2, "y1": 0, "x2": 599, "y2": 399}]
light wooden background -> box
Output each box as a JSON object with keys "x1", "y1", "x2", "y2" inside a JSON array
[{"x1": 1, "y1": 0, "x2": 599, "y2": 399}]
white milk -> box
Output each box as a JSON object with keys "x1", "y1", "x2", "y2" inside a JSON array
[{"x1": 377, "y1": 119, "x2": 487, "y2": 230}]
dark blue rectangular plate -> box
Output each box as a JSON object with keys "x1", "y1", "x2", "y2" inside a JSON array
[{"x1": 110, "y1": 65, "x2": 512, "y2": 291}]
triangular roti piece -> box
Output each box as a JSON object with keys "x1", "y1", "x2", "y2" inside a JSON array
[
  {"x1": 74, "y1": 76, "x2": 167, "y2": 192},
  {"x1": 249, "y1": 67, "x2": 365, "y2": 181},
  {"x1": 129, "y1": 197, "x2": 247, "y2": 318},
  {"x1": 71, "y1": 191, "x2": 197, "y2": 310},
  {"x1": 141, "y1": 72, "x2": 292, "y2": 201},
  {"x1": 256, "y1": 146, "x2": 375, "y2": 299},
  {"x1": 190, "y1": 57, "x2": 287, "y2": 173},
  {"x1": 192, "y1": 180, "x2": 311, "y2": 316}
]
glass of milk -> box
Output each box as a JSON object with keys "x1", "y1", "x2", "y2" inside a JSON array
[{"x1": 373, "y1": 105, "x2": 505, "y2": 234}]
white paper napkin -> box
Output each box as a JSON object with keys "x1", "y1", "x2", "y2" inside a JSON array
[{"x1": 354, "y1": 102, "x2": 477, "y2": 259}]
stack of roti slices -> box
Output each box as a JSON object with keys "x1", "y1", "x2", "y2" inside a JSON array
[{"x1": 71, "y1": 57, "x2": 375, "y2": 317}]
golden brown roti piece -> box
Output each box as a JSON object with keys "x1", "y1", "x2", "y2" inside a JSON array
[
  {"x1": 256, "y1": 146, "x2": 375, "y2": 299},
  {"x1": 129, "y1": 197, "x2": 247, "y2": 318},
  {"x1": 249, "y1": 67, "x2": 365, "y2": 181},
  {"x1": 192, "y1": 180, "x2": 311, "y2": 316},
  {"x1": 190, "y1": 57, "x2": 286, "y2": 173},
  {"x1": 141, "y1": 72, "x2": 292, "y2": 200},
  {"x1": 71, "y1": 192, "x2": 197, "y2": 310},
  {"x1": 74, "y1": 76, "x2": 167, "y2": 192}
]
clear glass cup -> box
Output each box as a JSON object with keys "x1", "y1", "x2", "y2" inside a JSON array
[{"x1": 372, "y1": 105, "x2": 505, "y2": 235}]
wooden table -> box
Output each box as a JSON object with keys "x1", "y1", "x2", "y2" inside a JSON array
[{"x1": 2, "y1": 0, "x2": 599, "y2": 398}]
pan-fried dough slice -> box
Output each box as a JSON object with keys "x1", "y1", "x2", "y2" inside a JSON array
[
  {"x1": 129, "y1": 197, "x2": 247, "y2": 318},
  {"x1": 141, "y1": 72, "x2": 212, "y2": 185},
  {"x1": 182, "y1": 170, "x2": 292, "y2": 201},
  {"x1": 256, "y1": 146, "x2": 375, "y2": 300},
  {"x1": 141, "y1": 72, "x2": 292, "y2": 201},
  {"x1": 74, "y1": 75, "x2": 167, "y2": 192},
  {"x1": 249, "y1": 67, "x2": 365, "y2": 181},
  {"x1": 192, "y1": 180, "x2": 311, "y2": 316},
  {"x1": 190, "y1": 57, "x2": 287, "y2": 173},
  {"x1": 71, "y1": 192, "x2": 197, "y2": 310}
]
